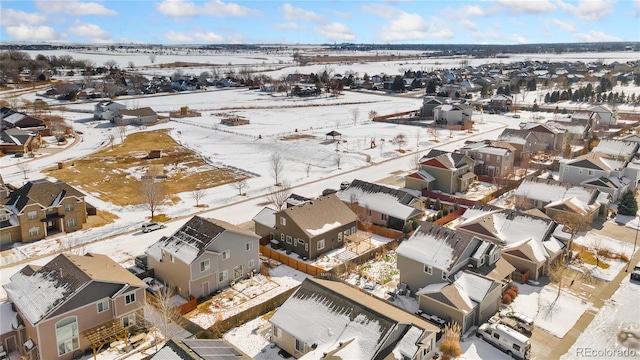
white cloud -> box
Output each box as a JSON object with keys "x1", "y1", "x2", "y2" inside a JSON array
[
  {"x1": 459, "y1": 4, "x2": 491, "y2": 17},
  {"x1": 575, "y1": 31, "x2": 621, "y2": 42},
  {"x1": 317, "y1": 23, "x2": 356, "y2": 41},
  {"x1": 5, "y1": 24, "x2": 65, "y2": 41},
  {"x1": 193, "y1": 31, "x2": 225, "y2": 42},
  {"x1": 461, "y1": 19, "x2": 478, "y2": 32},
  {"x1": 471, "y1": 30, "x2": 528, "y2": 44},
  {"x1": 273, "y1": 22, "x2": 304, "y2": 30},
  {"x1": 165, "y1": 31, "x2": 195, "y2": 43},
  {"x1": 0, "y1": 9, "x2": 47, "y2": 26},
  {"x1": 35, "y1": 0, "x2": 117, "y2": 15},
  {"x1": 280, "y1": 3, "x2": 325, "y2": 23},
  {"x1": 156, "y1": 0, "x2": 260, "y2": 17},
  {"x1": 547, "y1": 18, "x2": 577, "y2": 33},
  {"x1": 361, "y1": 3, "x2": 402, "y2": 20},
  {"x1": 634, "y1": 0, "x2": 640, "y2": 16},
  {"x1": 68, "y1": 21, "x2": 112, "y2": 42},
  {"x1": 494, "y1": 0, "x2": 556, "y2": 14},
  {"x1": 556, "y1": 0, "x2": 615, "y2": 21}
]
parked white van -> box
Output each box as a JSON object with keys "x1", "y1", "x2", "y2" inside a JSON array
[{"x1": 476, "y1": 323, "x2": 531, "y2": 359}]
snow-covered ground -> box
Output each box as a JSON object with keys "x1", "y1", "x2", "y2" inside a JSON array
[{"x1": 572, "y1": 232, "x2": 637, "y2": 282}]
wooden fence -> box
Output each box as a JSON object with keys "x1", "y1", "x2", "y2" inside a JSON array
[
  {"x1": 259, "y1": 246, "x2": 324, "y2": 276},
  {"x1": 432, "y1": 208, "x2": 466, "y2": 225},
  {"x1": 357, "y1": 222, "x2": 404, "y2": 239},
  {"x1": 176, "y1": 296, "x2": 198, "y2": 315},
  {"x1": 421, "y1": 190, "x2": 478, "y2": 207}
]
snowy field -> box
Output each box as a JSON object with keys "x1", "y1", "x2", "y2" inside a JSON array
[{"x1": 572, "y1": 232, "x2": 637, "y2": 282}]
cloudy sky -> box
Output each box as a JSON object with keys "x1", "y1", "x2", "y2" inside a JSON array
[{"x1": 1, "y1": 0, "x2": 639, "y2": 45}]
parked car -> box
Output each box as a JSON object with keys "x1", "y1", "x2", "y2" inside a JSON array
[
  {"x1": 340, "y1": 181, "x2": 351, "y2": 190},
  {"x1": 322, "y1": 188, "x2": 338, "y2": 196},
  {"x1": 630, "y1": 262, "x2": 640, "y2": 281},
  {"x1": 142, "y1": 222, "x2": 166, "y2": 233},
  {"x1": 476, "y1": 323, "x2": 531, "y2": 360},
  {"x1": 502, "y1": 312, "x2": 534, "y2": 333},
  {"x1": 513, "y1": 114, "x2": 521, "y2": 118}
]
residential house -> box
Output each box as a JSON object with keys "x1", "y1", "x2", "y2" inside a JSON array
[
  {"x1": 588, "y1": 104, "x2": 617, "y2": 126},
  {"x1": 1, "y1": 107, "x2": 47, "y2": 133},
  {"x1": 416, "y1": 271, "x2": 502, "y2": 333},
  {"x1": 497, "y1": 129, "x2": 541, "y2": 163},
  {"x1": 93, "y1": 101, "x2": 125, "y2": 121},
  {"x1": 457, "y1": 141, "x2": 514, "y2": 178},
  {"x1": 3, "y1": 253, "x2": 146, "y2": 360},
  {"x1": 487, "y1": 94, "x2": 512, "y2": 113},
  {"x1": 406, "y1": 149, "x2": 476, "y2": 194},
  {"x1": 151, "y1": 339, "x2": 250, "y2": 359},
  {"x1": 454, "y1": 205, "x2": 565, "y2": 281},
  {"x1": 145, "y1": 216, "x2": 260, "y2": 300},
  {"x1": 337, "y1": 179, "x2": 423, "y2": 231},
  {"x1": 514, "y1": 176, "x2": 603, "y2": 222},
  {"x1": 268, "y1": 195, "x2": 358, "y2": 260},
  {"x1": 519, "y1": 122, "x2": 567, "y2": 151},
  {"x1": 592, "y1": 139, "x2": 639, "y2": 162},
  {"x1": 1, "y1": 301, "x2": 20, "y2": 354},
  {"x1": 558, "y1": 152, "x2": 633, "y2": 201},
  {"x1": 421, "y1": 96, "x2": 445, "y2": 118},
  {"x1": 1, "y1": 128, "x2": 41, "y2": 155},
  {"x1": 113, "y1": 107, "x2": 158, "y2": 125},
  {"x1": 396, "y1": 222, "x2": 511, "y2": 296},
  {"x1": 269, "y1": 277, "x2": 440, "y2": 360},
  {"x1": 1, "y1": 179, "x2": 87, "y2": 245},
  {"x1": 433, "y1": 103, "x2": 473, "y2": 126},
  {"x1": 547, "y1": 121, "x2": 591, "y2": 146}
]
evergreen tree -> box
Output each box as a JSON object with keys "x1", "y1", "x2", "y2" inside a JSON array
[
  {"x1": 618, "y1": 190, "x2": 638, "y2": 216},
  {"x1": 434, "y1": 198, "x2": 442, "y2": 210}
]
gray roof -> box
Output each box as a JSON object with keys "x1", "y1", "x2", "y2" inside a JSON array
[
  {"x1": 279, "y1": 194, "x2": 358, "y2": 239},
  {"x1": 4, "y1": 179, "x2": 85, "y2": 213}
]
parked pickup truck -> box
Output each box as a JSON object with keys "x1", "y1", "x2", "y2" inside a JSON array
[{"x1": 141, "y1": 222, "x2": 166, "y2": 233}]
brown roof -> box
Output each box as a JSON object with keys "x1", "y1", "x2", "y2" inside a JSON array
[
  {"x1": 4, "y1": 179, "x2": 85, "y2": 213},
  {"x1": 281, "y1": 194, "x2": 358, "y2": 238}
]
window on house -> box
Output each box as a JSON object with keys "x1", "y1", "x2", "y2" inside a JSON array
[
  {"x1": 29, "y1": 226, "x2": 40, "y2": 236},
  {"x1": 442, "y1": 271, "x2": 448, "y2": 280},
  {"x1": 0, "y1": 213, "x2": 9, "y2": 222},
  {"x1": 305, "y1": 243, "x2": 308, "y2": 251},
  {"x1": 351, "y1": 226, "x2": 356, "y2": 234},
  {"x1": 200, "y1": 259, "x2": 210, "y2": 272},
  {"x1": 47, "y1": 208, "x2": 55, "y2": 214},
  {"x1": 297, "y1": 239, "x2": 305, "y2": 246},
  {"x1": 27, "y1": 211, "x2": 38, "y2": 220},
  {"x1": 125, "y1": 292, "x2": 136, "y2": 305},
  {"x1": 424, "y1": 264, "x2": 432, "y2": 274},
  {"x1": 295, "y1": 338, "x2": 305, "y2": 352},
  {"x1": 486, "y1": 155, "x2": 491, "y2": 161},
  {"x1": 273, "y1": 326, "x2": 281, "y2": 339},
  {"x1": 478, "y1": 153, "x2": 483, "y2": 159},
  {"x1": 280, "y1": 217, "x2": 286, "y2": 226},
  {"x1": 122, "y1": 313, "x2": 136, "y2": 328},
  {"x1": 366, "y1": 209, "x2": 372, "y2": 216},
  {"x1": 497, "y1": 156, "x2": 501, "y2": 163},
  {"x1": 97, "y1": 299, "x2": 109, "y2": 313},
  {"x1": 317, "y1": 239, "x2": 325, "y2": 251},
  {"x1": 219, "y1": 270, "x2": 228, "y2": 282},
  {"x1": 381, "y1": 214, "x2": 388, "y2": 221},
  {"x1": 222, "y1": 250, "x2": 230, "y2": 260},
  {"x1": 248, "y1": 259, "x2": 255, "y2": 268},
  {"x1": 345, "y1": 229, "x2": 350, "y2": 236},
  {"x1": 66, "y1": 218, "x2": 76, "y2": 227},
  {"x1": 170, "y1": 254, "x2": 174, "y2": 263},
  {"x1": 56, "y1": 317, "x2": 79, "y2": 356},
  {"x1": 588, "y1": 170, "x2": 594, "y2": 176},
  {"x1": 338, "y1": 233, "x2": 343, "y2": 242},
  {"x1": 286, "y1": 235, "x2": 292, "y2": 244},
  {"x1": 280, "y1": 233, "x2": 285, "y2": 241},
  {"x1": 65, "y1": 203, "x2": 74, "y2": 212},
  {"x1": 234, "y1": 265, "x2": 243, "y2": 280},
  {"x1": 245, "y1": 242, "x2": 253, "y2": 251}
]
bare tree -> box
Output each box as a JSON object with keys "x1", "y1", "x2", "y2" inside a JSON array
[
  {"x1": 149, "y1": 54, "x2": 156, "y2": 64},
  {"x1": 270, "y1": 153, "x2": 285, "y2": 186},
  {"x1": 411, "y1": 149, "x2": 422, "y2": 170},
  {"x1": 428, "y1": 126, "x2": 439, "y2": 142},
  {"x1": 114, "y1": 118, "x2": 127, "y2": 143},
  {"x1": 233, "y1": 179, "x2": 248, "y2": 195},
  {"x1": 552, "y1": 212, "x2": 591, "y2": 261},
  {"x1": 368, "y1": 110, "x2": 378, "y2": 121},
  {"x1": 128, "y1": 61, "x2": 135, "y2": 69},
  {"x1": 351, "y1": 108, "x2": 360, "y2": 126},
  {"x1": 108, "y1": 133, "x2": 115, "y2": 150},
  {"x1": 267, "y1": 181, "x2": 291, "y2": 211},
  {"x1": 141, "y1": 178, "x2": 166, "y2": 220},
  {"x1": 393, "y1": 133, "x2": 407, "y2": 151},
  {"x1": 104, "y1": 59, "x2": 118, "y2": 69},
  {"x1": 305, "y1": 163, "x2": 312, "y2": 177},
  {"x1": 547, "y1": 260, "x2": 567, "y2": 302},
  {"x1": 334, "y1": 152, "x2": 343, "y2": 169},
  {"x1": 192, "y1": 188, "x2": 206, "y2": 207},
  {"x1": 17, "y1": 162, "x2": 29, "y2": 180},
  {"x1": 145, "y1": 285, "x2": 184, "y2": 350}
]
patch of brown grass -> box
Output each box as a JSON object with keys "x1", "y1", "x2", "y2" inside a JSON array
[
  {"x1": 46, "y1": 129, "x2": 247, "y2": 207},
  {"x1": 573, "y1": 244, "x2": 610, "y2": 269},
  {"x1": 280, "y1": 134, "x2": 316, "y2": 141}
]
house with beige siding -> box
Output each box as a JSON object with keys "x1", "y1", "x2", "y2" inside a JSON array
[
  {"x1": 558, "y1": 152, "x2": 634, "y2": 201},
  {"x1": 405, "y1": 149, "x2": 475, "y2": 194},
  {"x1": 145, "y1": 216, "x2": 260, "y2": 300},
  {"x1": 269, "y1": 278, "x2": 440, "y2": 359},
  {"x1": 270, "y1": 195, "x2": 358, "y2": 260},
  {"x1": 337, "y1": 179, "x2": 423, "y2": 231},
  {"x1": 1, "y1": 179, "x2": 87, "y2": 246},
  {"x1": 2, "y1": 253, "x2": 146, "y2": 360},
  {"x1": 457, "y1": 141, "x2": 514, "y2": 178}
]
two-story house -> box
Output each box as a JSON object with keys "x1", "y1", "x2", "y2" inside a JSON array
[
  {"x1": 405, "y1": 149, "x2": 475, "y2": 194},
  {"x1": 433, "y1": 103, "x2": 473, "y2": 126},
  {"x1": 3, "y1": 253, "x2": 147, "y2": 360},
  {"x1": 487, "y1": 94, "x2": 512, "y2": 113},
  {"x1": 93, "y1": 101, "x2": 125, "y2": 121},
  {"x1": 592, "y1": 139, "x2": 639, "y2": 162},
  {"x1": 1, "y1": 179, "x2": 87, "y2": 245},
  {"x1": 497, "y1": 128, "x2": 541, "y2": 163},
  {"x1": 519, "y1": 122, "x2": 567, "y2": 151},
  {"x1": 559, "y1": 152, "x2": 632, "y2": 201},
  {"x1": 455, "y1": 205, "x2": 565, "y2": 281},
  {"x1": 269, "y1": 277, "x2": 440, "y2": 360},
  {"x1": 337, "y1": 179, "x2": 423, "y2": 231},
  {"x1": 268, "y1": 195, "x2": 358, "y2": 260},
  {"x1": 587, "y1": 104, "x2": 617, "y2": 126},
  {"x1": 457, "y1": 141, "x2": 514, "y2": 178},
  {"x1": 113, "y1": 107, "x2": 158, "y2": 125},
  {"x1": 514, "y1": 176, "x2": 603, "y2": 222},
  {"x1": 145, "y1": 216, "x2": 260, "y2": 300}
]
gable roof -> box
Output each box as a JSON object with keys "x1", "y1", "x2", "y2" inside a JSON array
[
  {"x1": 269, "y1": 278, "x2": 438, "y2": 360},
  {"x1": 497, "y1": 128, "x2": 540, "y2": 145},
  {"x1": 118, "y1": 107, "x2": 157, "y2": 117},
  {"x1": 418, "y1": 271, "x2": 496, "y2": 314},
  {"x1": 515, "y1": 176, "x2": 598, "y2": 207},
  {"x1": 592, "y1": 139, "x2": 638, "y2": 159},
  {"x1": 397, "y1": 223, "x2": 478, "y2": 271},
  {"x1": 146, "y1": 216, "x2": 256, "y2": 265},
  {"x1": 279, "y1": 195, "x2": 358, "y2": 238},
  {"x1": 4, "y1": 179, "x2": 85, "y2": 213},
  {"x1": 564, "y1": 152, "x2": 625, "y2": 171},
  {"x1": 4, "y1": 253, "x2": 145, "y2": 325},
  {"x1": 1, "y1": 128, "x2": 35, "y2": 146},
  {"x1": 420, "y1": 151, "x2": 471, "y2": 170},
  {"x1": 337, "y1": 179, "x2": 422, "y2": 220}
]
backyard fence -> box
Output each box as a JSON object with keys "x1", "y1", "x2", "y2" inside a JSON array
[
  {"x1": 259, "y1": 246, "x2": 325, "y2": 276},
  {"x1": 432, "y1": 208, "x2": 466, "y2": 225}
]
